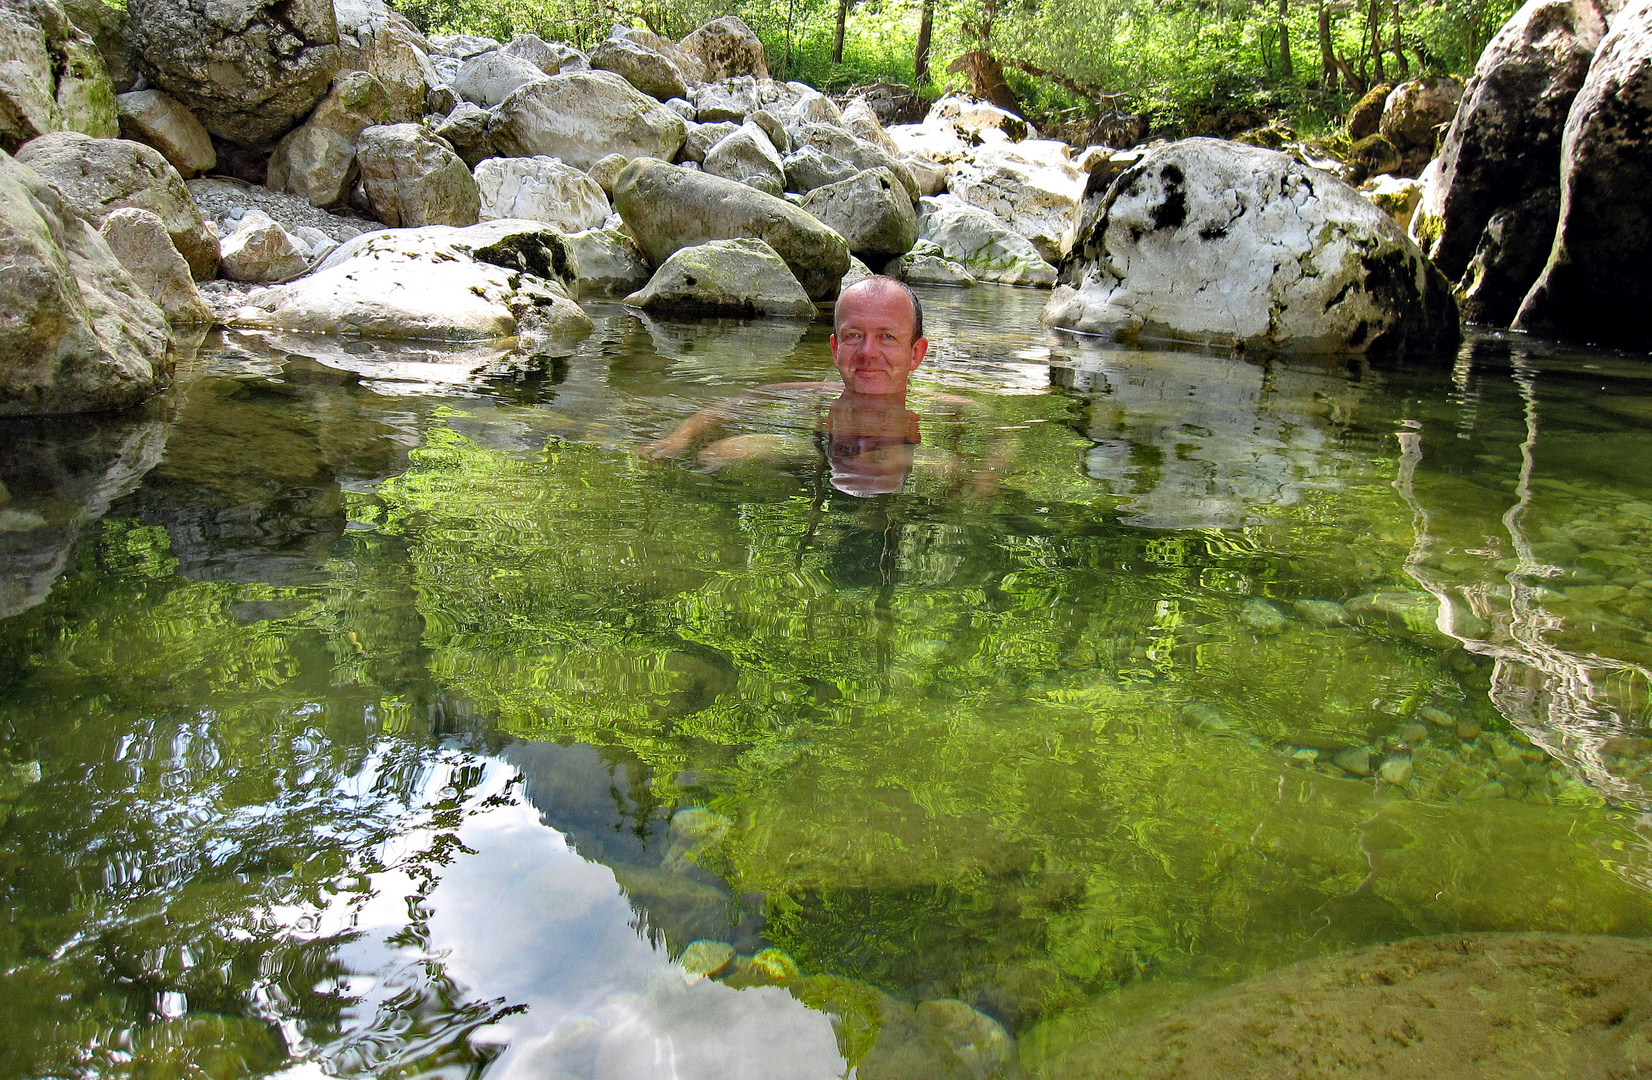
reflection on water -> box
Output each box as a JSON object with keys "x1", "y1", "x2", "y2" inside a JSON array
[{"x1": 5, "y1": 290, "x2": 1652, "y2": 1077}]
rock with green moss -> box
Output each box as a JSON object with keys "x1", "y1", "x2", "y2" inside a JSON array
[
  {"x1": 623, "y1": 237, "x2": 817, "y2": 318},
  {"x1": 1346, "y1": 81, "x2": 1394, "y2": 140},
  {"x1": 916, "y1": 194, "x2": 1055, "y2": 287}
]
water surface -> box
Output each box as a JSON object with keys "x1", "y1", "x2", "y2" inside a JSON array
[{"x1": 4, "y1": 287, "x2": 1652, "y2": 1078}]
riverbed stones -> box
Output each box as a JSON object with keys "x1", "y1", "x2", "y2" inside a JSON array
[
  {"x1": 115, "y1": 90, "x2": 215, "y2": 178},
  {"x1": 218, "y1": 210, "x2": 310, "y2": 282},
  {"x1": 692, "y1": 76, "x2": 760, "y2": 123},
  {"x1": 917, "y1": 194, "x2": 1056, "y2": 287},
  {"x1": 430, "y1": 101, "x2": 495, "y2": 168},
  {"x1": 489, "y1": 71, "x2": 687, "y2": 170},
  {"x1": 267, "y1": 71, "x2": 392, "y2": 208},
  {"x1": 474, "y1": 155, "x2": 608, "y2": 232},
  {"x1": 613, "y1": 157, "x2": 849, "y2": 300},
  {"x1": 679, "y1": 16, "x2": 767, "y2": 81},
  {"x1": 798, "y1": 167, "x2": 918, "y2": 259},
  {"x1": 1240, "y1": 598, "x2": 1287, "y2": 634},
  {"x1": 785, "y1": 123, "x2": 920, "y2": 200},
  {"x1": 1420, "y1": 0, "x2": 1608, "y2": 325},
  {"x1": 1513, "y1": 0, "x2": 1652, "y2": 350},
  {"x1": 1037, "y1": 934, "x2": 1652, "y2": 1079},
  {"x1": 913, "y1": 999, "x2": 1013, "y2": 1080},
  {"x1": 228, "y1": 220, "x2": 590, "y2": 349},
  {"x1": 453, "y1": 49, "x2": 545, "y2": 108},
  {"x1": 1043, "y1": 139, "x2": 1459, "y2": 354},
  {"x1": 889, "y1": 246, "x2": 977, "y2": 286},
  {"x1": 354, "y1": 123, "x2": 478, "y2": 228},
  {"x1": 15, "y1": 131, "x2": 219, "y2": 278},
  {"x1": 564, "y1": 227, "x2": 649, "y2": 297},
  {"x1": 98, "y1": 207, "x2": 212, "y2": 322},
  {"x1": 585, "y1": 152, "x2": 629, "y2": 196},
  {"x1": 623, "y1": 238, "x2": 816, "y2": 317},
  {"x1": 0, "y1": 0, "x2": 119, "y2": 152},
  {"x1": 589, "y1": 34, "x2": 688, "y2": 102},
  {"x1": 127, "y1": 0, "x2": 340, "y2": 146},
  {"x1": 0, "y1": 152, "x2": 171, "y2": 416},
  {"x1": 702, "y1": 121, "x2": 785, "y2": 195}
]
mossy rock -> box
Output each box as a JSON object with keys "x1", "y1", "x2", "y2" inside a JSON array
[{"x1": 1347, "y1": 82, "x2": 1395, "y2": 140}]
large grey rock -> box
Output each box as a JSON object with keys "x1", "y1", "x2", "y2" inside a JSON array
[
  {"x1": 614, "y1": 157, "x2": 849, "y2": 300},
  {"x1": 475, "y1": 155, "x2": 609, "y2": 232},
  {"x1": 429, "y1": 33, "x2": 500, "y2": 61},
  {"x1": 355, "y1": 122, "x2": 478, "y2": 227},
  {"x1": 334, "y1": 0, "x2": 436, "y2": 124},
  {"x1": 0, "y1": 0, "x2": 119, "y2": 152},
  {"x1": 702, "y1": 121, "x2": 784, "y2": 194},
  {"x1": 585, "y1": 152, "x2": 629, "y2": 196},
  {"x1": 218, "y1": 209, "x2": 311, "y2": 282},
  {"x1": 1417, "y1": 0, "x2": 1610, "y2": 324},
  {"x1": 784, "y1": 123, "x2": 919, "y2": 200},
  {"x1": 502, "y1": 33, "x2": 589, "y2": 75},
  {"x1": 680, "y1": 120, "x2": 739, "y2": 163},
  {"x1": 888, "y1": 241, "x2": 977, "y2": 286},
  {"x1": 15, "y1": 131, "x2": 218, "y2": 278},
  {"x1": 490, "y1": 71, "x2": 687, "y2": 170},
  {"x1": 612, "y1": 26, "x2": 704, "y2": 82},
  {"x1": 589, "y1": 35, "x2": 688, "y2": 102},
  {"x1": 1379, "y1": 75, "x2": 1464, "y2": 170},
  {"x1": 798, "y1": 167, "x2": 917, "y2": 259},
  {"x1": 623, "y1": 237, "x2": 815, "y2": 317},
  {"x1": 430, "y1": 100, "x2": 495, "y2": 168},
  {"x1": 917, "y1": 194, "x2": 1055, "y2": 287},
  {"x1": 1043, "y1": 139, "x2": 1459, "y2": 354},
  {"x1": 1514, "y1": 0, "x2": 1652, "y2": 348},
  {"x1": 127, "y1": 0, "x2": 340, "y2": 146},
  {"x1": 228, "y1": 219, "x2": 591, "y2": 349},
  {"x1": 64, "y1": 0, "x2": 138, "y2": 92},
  {"x1": 454, "y1": 49, "x2": 546, "y2": 108},
  {"x1": 565, "y1": 226, "x2": 649, "y2": 297},
  {"x1": 267, "y1": 71, "x2": 391, "y2": 207},
  {"x1": 947, "y1": 154, "x2": 1084, "y2": 262},
  {"x1": 692, "y1": 76, "x2": 760, "y2": 122},
  {"x1": 926, "y1": 94, "x2": 1030, "y2": 142},
  {"x1": 0, "y1": 150, "x2": 171, "y2": 416},
  {"x1": 679, "y1": 16, "x2": 766, "y2": 81},
  {"x1": 841, "y1": 96, "x2": 900, "y2": 157},
  {"x1": 98, "y1": 206, "x2": 212, "y2": 321},
  {"x1": 115, "y1": 90, "x2": 215, "y2": 178}
]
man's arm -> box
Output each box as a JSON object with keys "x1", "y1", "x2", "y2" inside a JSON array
[{"x1": 638, "y1": 382, "x2": 834, "y2": 461}]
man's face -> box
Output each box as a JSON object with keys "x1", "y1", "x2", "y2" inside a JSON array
[{"x1": 830, "y1": 286, "x2": 929, "y2": 396}]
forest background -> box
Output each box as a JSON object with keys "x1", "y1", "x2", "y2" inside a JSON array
[{"x1": 387, "y1": 0, "x2": 1520, "y2": 141}]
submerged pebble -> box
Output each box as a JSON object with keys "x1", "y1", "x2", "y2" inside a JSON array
[
  {"x1": 679, "y1": 940, "x2": 735, "y2": 978},
  {"x1": 1379, "y1": 756, "x2": 1414, "y2": 785},
  {"x1": 1240, "y1": 599, "x2": 1287, "y2": 634},
  {"x1": 1332, "y1": 748, "x2": 1372, "y2": 777},
  {"x1": 1292, "y1": 599, "x2": 1349, "y2": 625}
]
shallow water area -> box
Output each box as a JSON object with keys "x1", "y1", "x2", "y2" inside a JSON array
[{"x1": 5, "y1": 286, "x2": 1652, "y2": 1078}]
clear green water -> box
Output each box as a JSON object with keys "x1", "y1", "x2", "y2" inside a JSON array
[{"x1": 4, "y1": 287, "x2": 1652, "y2": 1078}]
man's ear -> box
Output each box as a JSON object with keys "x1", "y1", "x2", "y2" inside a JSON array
[
  {"x1": 829, "y1": 334, "x2": 840, "y2": 359},
  {"x1": 909, "y1": 337, "x2": 930, "y2": 369}
]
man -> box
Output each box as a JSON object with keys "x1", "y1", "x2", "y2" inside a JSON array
[{"x1": 641, "y1": 277, "x2": 941, "y2": 497}]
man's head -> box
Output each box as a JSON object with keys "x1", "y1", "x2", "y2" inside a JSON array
[{"x1": 830, "y1": 276, "x2": 928, "y2": 395}]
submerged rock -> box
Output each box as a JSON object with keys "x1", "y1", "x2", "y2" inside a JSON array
[
  {"x1": 623, "y1": 238, "x2": 816, "y2": 318},
  {"x1": 227, "y1": 219, "x2": 590, "y2": 350},
  {"x1": 1043, "y1": 139, "x2": 1459, "y2": 355},
  {"x1": 613, "y1": 158, "x2": 849, "y2": 300}
]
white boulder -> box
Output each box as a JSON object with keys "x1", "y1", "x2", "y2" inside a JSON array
[
  {"x1": 489, "y1": 71, "x2": 687, "y2": 169},
  {"x1": 916, "y1": 194, "x2": 1056, "y2": 287},
  {"x1": 475, "y1": 155, "x2": 609, "y2": 232},
  {"x1": 98, "y1": 206, "x2": 212, "y2": 321},
  {"x1": 355, "y1": 123, "x2": 479, "y2": 228}
]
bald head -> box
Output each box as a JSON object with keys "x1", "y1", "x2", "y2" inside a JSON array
[{"x1": 834, "y1": 276, "x2": 924, "y2": 343}]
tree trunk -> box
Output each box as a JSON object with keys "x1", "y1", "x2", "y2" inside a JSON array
[
  {"x1": 1317, "y1": 0, "x2": 1337, "y2": 87},
  {"x1": 1367, "y1": 0, "x2": 1385, "y2": 84},
  {"x1": 1278, "y1": 0, "x2": 1294, "y2": 78},
  {"x1": 832, "y1": 0, "x2": 849, "y2": 64},
  {"x1": 946, "y1": 50, "x2": 1022, "y2": 114},
  {"x1": 1391, "y1": 0, "x2": 1409, "y2": 77},
  {"x1": 915, "y1": 0, "x2": 934, "y2": 83}
]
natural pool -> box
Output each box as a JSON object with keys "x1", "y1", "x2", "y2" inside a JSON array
[{"x1": 4, "y1": 285, "x2": 1652, "y2": 1078}]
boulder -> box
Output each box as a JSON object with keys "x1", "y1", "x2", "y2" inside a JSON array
[
  {"x1": 613, "y1": 26, "x2": 705, "y2": 82},
  {"x1": 917, "y1": 194, "x2": 1055, "y2": 287},
  {"x1": 1042, "y1": 139, "x2": 1459, "y2": 354},
  {"x1": 1360, "y1": 173, "x2": 1426, "y2": 229},
  {"x1": 679, "y1": 16, "x2": 766, "y2": 81},
  {"x1": 218, "y1": 209, "x2": 311, "y2": 282},
  {"x1": 784, "y1": 124, "x2": 919, "y2": 200},
  {"x1": 664, "y1": 96, "x2": 695, "y2": 120},
  {"x1": 115, "y1": 90, "x2": 214, "y2": 178},
  {"x1": 267, "y1": 71, "x2": 392, "y2": 207},
  {"x1": 475, "y1": 155, "x2": 609, "y2": 232},
  {"x1": 613, "y1": 157, "x2": 850, "y2": 300},
  {"x1": 926, "y1": 94, "x2": 1029, "y2": 142},
  {"x1": 228, "y1": 219, "x2": 591, "y2": 349},
  {"x1": 1419, "y1": 0, "x2": 1609, "y2": 325},
  {"x1": 692, "y1": 76, "x2": 760, "y2": 123},
  {"x1": 947, "y1": 156, "x2": 1083, "y2": 262},
  {"x1": 0, "y1": 0, "x2": 119, "y2": 152},
  {"x1": 586, "y1": 152, "x2": 629, "y2": 196},
  {"x1": 429, "y1": 34, "x2": 499, "y2": 61},
  {"x1": 841, "y1": 254, "x2": 873, "y2": 290},
  {"x1": 63, "y1": 0, "x2": 138, "y2": 93},
  {"x1": 354, "y1": 122, "x2": 478, "y2": 227},
  {"x1": 127, "y1": 0, "x2": 340, "y2": 146},
  {"x1": 15, "y1": 131, "x2": 218, "y2": 278},
  {"x1": 887, "y1": 119, "x2": 974, "y2": 166},
  {"x1": 490, "y1": 71, "x2": 687, "y2": 169},
  {"x1": 565, "y1": 226, "x2": 649, "y2": 297},
  {"x1": 798, "y1": 167, "x2": 917, "y2": 259},
  {"x1": 902, "y1": 154, "x2": 947, "y2": 196},
  {"x1": 333, "y1": 0, "x2": 436, "y2": 124},
  {"x1": 430, "y1": 101, "x2": 495, "y2": 168},
  {"x1": 887, "y1": 240, "x2": 976, "y2": 286},
  {"x1": 1379, "y1": 76, "x2": 1464, "y2": 171},
  {"x1": 0, "y1": 150, "x2": 171, "y2": 416},
  {"x1": 623, "y1": 237, "x2": 815, "y2": 317},
  {"x1": 841, "y1": 96, "x2": 901, "y2": 157},
  {"x1": 702, "y1": 121, "x2": 785, "y2": 195},
  {"x1": 454, "y1": 49, "x2": 547, "y2": 108},
  {"x1": 1346, "y1": 81, "x2": 1395, "y2": 140},
  {"x1": 1514, "y1": 0, "x2": 1652, "y2": 348},
  {"x1": 747, "y1": 108, "x2": 790, "y2": 153},
  {"x1": 780, "y1": 87, "x2": 842, "y2": 127},
  {"x1": 1347, "y1": 133, "x2": 1402, "y2": 184},
  {"x1": 680, "y1": 120, "x2": 740, "y2": 163},
  {"x1": 589, "y1": 36, "x2": 689, "y2": 102},
  {"x1": 502, "y1": 33, "x2": 588, "y2": 74},
  {"x1": 97, "y1": 206, "x2": 212, "y2": 322}
]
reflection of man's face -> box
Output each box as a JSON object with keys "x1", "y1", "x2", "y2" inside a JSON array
[{"x1": 830, "y1": 285, "x2": 929, "y2": 396}]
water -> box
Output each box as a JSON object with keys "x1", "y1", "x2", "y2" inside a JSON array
[{"x1": 4, "y1": 287, "x2": 1652, "y2": 1078}]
